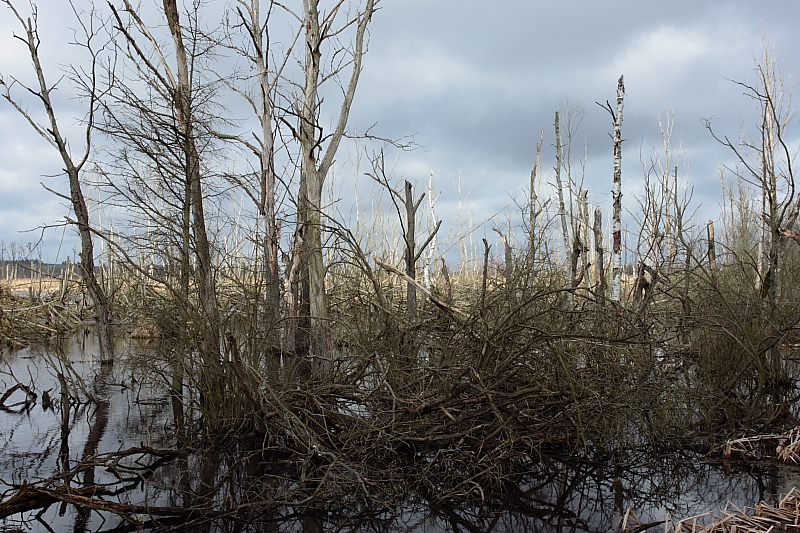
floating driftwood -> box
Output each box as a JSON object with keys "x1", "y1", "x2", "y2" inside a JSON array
[
  {"x1": 664, "y1": 487, "x2": 800, "y2": 533},
  {"x1": 723, "y1": 426, "x2": 800, "y2": 463},
  {"x1": 0, "y1": 447, "x2": 188, "y2": 521},
  {"x1": 615, "y1": 488, "x2": 800, "y2": 533},
  {"x1": 0, "y1": 483, "x2": 213, "y2": 523},
  {"x1": 0, "y1": 383, "x2": 37, "y2": 411}
]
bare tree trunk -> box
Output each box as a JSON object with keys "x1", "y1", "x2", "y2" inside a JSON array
[
  {"x1": 294, "y1": 0, "x2": 376, "y2": 366},
  {"x1": 493, "y1": 227, "x2": 513, "y2": 282},
  {"x1": 163, "y1": 0, "x2": 220, "y2": 367},
  {"x1": 578, "y1": 188, "x2": 590, "y2": 286},
  {"x1": 570, "y1": 191, "x2": 587, "y2": 291},
  {"x1": 707, "y1": 220, "x2": 718, "y2": 284},
  {"x1": 610, "y1": 76, "x2": 625, "y2": 302},
  {"x1": 529, "y1": 130, "x2": 544, "y2": 264},
  {"x1": 367, "y1": 161, "x2": 441, "y2": 323},
  {"x1": 424, "y1": 171, "x2": 437, "y2": 290},
  {"x1": 553, "y1": 111, "x2": 570, "y2": 270},
  {"x1": 593, "y1": 207, "x2": 606, "y2": 301},
  {"x1": 235, "y1": 0, "x2": 281, "y2": 338},
  {"x1": 294, "y1": 0, "x2": 326, "y2": 363},
  {"x1": 285, "y1": 233, "x2": 304, "y2": 355},
  {"x1": 480, "y1": 238, "x2": 490, "y2": 319},
  {"x1": 763, "y1": 84, "x2": 781, "y2": 309},
  {"x1": 631, "y1": 262, "x2": 647, "y2": 310},
  {"x1": 404, "y1": 181, "x2": 418, "y2": 321},
  {"x1": 440, "y1": 258, "x2": 452, "y2": 306},
  {"x1": 666, "y1": 166, "x2": 679, "y2": 268},
  {"x1": 757, "y1": 177, "x2": 767, "y2": 294},
  {"x1": 1, "y1": 1, "x2": 112, "y2": 361}
]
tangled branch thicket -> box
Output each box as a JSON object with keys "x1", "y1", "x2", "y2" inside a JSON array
[
  {"x1": 5, "y1": 238, "x2": 800, "y2": 529},
  {"x1": 96, "y1": 228, "x2": 800, "y2": 468}
]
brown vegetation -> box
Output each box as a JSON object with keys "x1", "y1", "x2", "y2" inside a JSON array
[{"x1": 1, "y1": 0, "x2": 800, "y2": 529}]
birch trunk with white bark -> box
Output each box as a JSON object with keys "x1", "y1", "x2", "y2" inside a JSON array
[{"x1": 610, "y1": 76, "x2": 625, "y2": 303}]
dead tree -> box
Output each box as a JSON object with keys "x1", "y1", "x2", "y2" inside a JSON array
[
  {"x1": 706, "y1": 41, "x2": 796, "y2": 310},
  {"x1": 705, "y1": 41, "x2": 798, "y2": 406},
  {"x1": 0, "y1": 1, "x2": 113, "y2": 361},
  {"x1": 223, "y1": 0, "x2": 295, "y2": 344},
  {"x1": 561, "y1": 102, "x2": 589, "y2": 291},
  {"x1": 593, "y1": 207, "x2": 606, "y2": 301},
  {"x1": 707, "y1": 220, "x2": 718, "y2": 284},
  {"x1": 103, "y1": 0, "x2": 225, "y2": 413},
  {"x1": 553, "y1": 103, "x2": 589, "y2": 297},
  {"x1": 163, "y1": 0, "x2": 220, "y2": 363},
  {"x1": 493, "y1": 227, "x2": 513, "y2": 283},
  {"x1": 289, "y1": 0, "x2": 378, "y2": 363},
  {"x1": 599, "y1": 76, "x2": 626, "y2": 302},
  {"x1": 529, "y1": 130, "x2": 544, "y2": 264},
  {"x1": 553, "y1": 111, "x2": 570, "y2": 271},
  {"x1": 368, "y1": 153, "x2": 441, "y2": 322}
]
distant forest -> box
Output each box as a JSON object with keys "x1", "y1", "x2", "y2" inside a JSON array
[{"x1": 1, "y1": 259, "x2": 71, "y2": 279}]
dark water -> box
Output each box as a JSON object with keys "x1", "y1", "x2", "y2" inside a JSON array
[{"x1": 1, "y1": 336, "x2": 799, "y2": 532}]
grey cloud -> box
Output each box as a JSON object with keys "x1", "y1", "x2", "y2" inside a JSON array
[{"x1": 1, "y1": 0, "x2": 798, "y2": 260}]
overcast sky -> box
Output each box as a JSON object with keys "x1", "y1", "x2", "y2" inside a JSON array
[{"x1": 0, "y1": 0, "x2": 798, "y2": 262}]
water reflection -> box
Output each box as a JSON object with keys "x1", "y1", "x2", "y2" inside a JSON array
[{"x1": 1, "y1": 337, "x2": 799, "y2": 532}]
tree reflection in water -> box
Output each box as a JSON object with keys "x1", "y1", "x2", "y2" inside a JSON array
[
  {"x1": 1, "y1": 337, "x2": 799, "y2": 532},
  {"x1": 119, "y1": 445, "x2": 791, "y2": 532}
]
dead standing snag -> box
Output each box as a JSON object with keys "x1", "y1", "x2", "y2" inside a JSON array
[
  {"x1": 0, "y1": 0, "x2": 113, "y2": 362},
  {"x1": 597, "y1": 75, "x2": 625, "y2": 303},
  {"x1": 290, "y1": 0, "x2": 378, "y2": 367}
]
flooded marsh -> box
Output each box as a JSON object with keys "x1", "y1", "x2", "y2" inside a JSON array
[{"x1": 2, "y1": 336, "x2": 800, "y2": 533}]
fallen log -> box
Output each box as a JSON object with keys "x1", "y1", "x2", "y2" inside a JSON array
[
  {"x1": 0, "y1": 383, "x2": 37, "y2": 409},
  {"x1": 0, "y1": 482, "x2": 216, "y2": 521},
  {"x1": 0, "y1": 483, "x2": 104, "y2": 518}
]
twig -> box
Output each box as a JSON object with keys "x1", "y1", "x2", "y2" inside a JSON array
[{"x1": 374, "y1": 257, "x2": 468, "y2": 318}]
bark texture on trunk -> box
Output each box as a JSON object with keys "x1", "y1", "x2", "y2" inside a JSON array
[
  {"x1": 593, "y1": 207, "x2": 606, "y2": 302},
  {"x1": 405, "y1": 181, "x2": 418, "y2": 321},
  {"x1": 529, "y1": 131, "x2": 544, "y2": 264},
  {"x1": 707, "y1": 220, "x2": 718, "y2": 284},
  {"x1": 163, "y1": 0, "x2": 220, "y2": 367},
  {"x1": 554, "y1": 111, "x2": 570, "y2": 267},
  {"x1": 610, "y1": 76, "x2": 625, "y2": 303},
  {"x1": 293, "y1": 0, "x2": 376, "y2": 366},
  {"x1": 245, "y1": 0, "x2": 281, "y2": 334}
]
